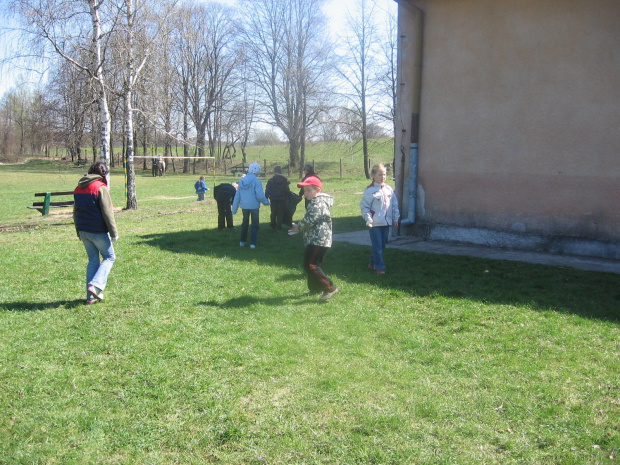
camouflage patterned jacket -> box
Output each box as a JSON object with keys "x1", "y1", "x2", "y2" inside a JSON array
[{"x1": 297, "y1": 193, "x2": 333, "y2": 247}]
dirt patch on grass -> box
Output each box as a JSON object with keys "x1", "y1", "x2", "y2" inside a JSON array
[
  {"x1": 150, "y1": 196, "x2": 196, "y2": 200},
  {"x1": 0, "y1": 224, "x2": 41, "y2": 233}
]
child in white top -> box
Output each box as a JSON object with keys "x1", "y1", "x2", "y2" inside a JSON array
[{"x1": 360, "y1": 163, "x2": 400, "y2": 274}]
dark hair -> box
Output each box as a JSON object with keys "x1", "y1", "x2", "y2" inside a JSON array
[
  {"x1": 88, "y1": 161, "x2": 108, "y2": 178},
  {"x1": 273, "y1": 165, "x2": 282, "y2": 174},
  {"x1": 303, "y1": 163, "x2": 315, "y2": 174}
]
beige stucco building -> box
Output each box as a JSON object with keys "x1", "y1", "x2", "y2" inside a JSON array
[{"x1": 394, "y1": 0, "x2": 620, "y2": 259}]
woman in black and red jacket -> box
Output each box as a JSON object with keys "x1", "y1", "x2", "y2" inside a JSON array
[{"x1": 73, "y1": 162, "x2": 118, "y2": 304}]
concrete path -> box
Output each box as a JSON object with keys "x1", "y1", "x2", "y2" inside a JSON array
[{"x1": 333, "y1": 230, "x2": 620, "y2": 275}]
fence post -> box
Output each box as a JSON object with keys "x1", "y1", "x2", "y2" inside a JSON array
[
  {"x1": 340, "y1": 158, "x2": 343, "y2": 178},
  {"x1": 43, "y1": 192, "x2": 51, "y2": 216}
]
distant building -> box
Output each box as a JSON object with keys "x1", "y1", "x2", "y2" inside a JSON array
[{"x1": 394, "y1": 0, "x2": 620, "y2": 259}]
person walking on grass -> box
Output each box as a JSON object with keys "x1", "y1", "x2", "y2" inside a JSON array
[
  {"x1": 289, "y1": 176, "x2": 339, "y2": 301},
  {"x1": 265, "y1": 165, "x2": 292, "y2": 232},
  {"x1": 195, "y1": 175, "x2": 209, "y2": 201},
  {"x1": 232, "y1": 162, "x2": 270, "y2": 249},
  {"x1": 360, "y1": 163, "x2": 400, "y2": 275},
  {"x1": 73, "y1": 161, "x2": 118, "y2": 304}
]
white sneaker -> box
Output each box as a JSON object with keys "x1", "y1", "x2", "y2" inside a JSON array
[
  {"x1": 319, "y1": 287, "x2": 339, "y2": 301},
  {"x1": 250, "y1": 244, "x2": 256, "y2": 249},
  {"x1": 240, "y1": 242, "x2": 246, "y2": 247},
  {"x1": 87, "y1": 285, "x2": 104, "y2": 301}
]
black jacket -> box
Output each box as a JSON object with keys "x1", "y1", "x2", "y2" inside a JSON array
[
  {"x1": 265, "y1": 174, "x2": 291, "y2": 203},
  {"x1": 214, "y1": 183, "x2": 237, "y2": 204}
]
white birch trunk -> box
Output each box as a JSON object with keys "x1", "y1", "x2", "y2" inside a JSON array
[{"x1": 88, "y1": 0, "x2": 112, "y2": 183}]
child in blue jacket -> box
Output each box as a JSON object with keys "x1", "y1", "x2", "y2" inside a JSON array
[
  {"x1": 195, "y1": 176, "x2": 209, "y2": 201},
  {"x1": 232, "y1": 162, "x2": 270, "y2": 249}
]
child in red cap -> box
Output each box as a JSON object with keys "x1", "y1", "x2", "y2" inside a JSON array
[{"x1": 290, "y1": 176, "x2": 339, "y2": 301}]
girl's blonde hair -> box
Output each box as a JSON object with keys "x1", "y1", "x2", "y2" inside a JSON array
[{"x1": 371, "y1": 163, "x2": 386, "y2": 176}]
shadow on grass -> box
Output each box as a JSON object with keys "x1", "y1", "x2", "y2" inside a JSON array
[
  {"x1": 1, "y1": 300, "x2": 86, "y2": 312},
  {"x1": 199, "y1": 292, "x2": 323, "y2": 309},
  {"x1": 137, "y1": 217, "x2": 620, "y2": 323}
]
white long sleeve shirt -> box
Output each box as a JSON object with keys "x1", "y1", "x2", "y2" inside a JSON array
[{"x1": 360, "y1": 182, "x2": 400, "y2": 227}]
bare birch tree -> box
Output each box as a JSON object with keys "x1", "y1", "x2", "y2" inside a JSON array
[
  {"x1": 117, "y1": 0, "x2": 141, "y2": 209},
  {"x1": 11, "y1": 0, "x2": 114, "y2": 174},
  {"x1": 109, "y1": 0, "x2": 178, "y2": 208},
  {"x1": 88, "y1": 0, "x2": 112, "y2": 169}
]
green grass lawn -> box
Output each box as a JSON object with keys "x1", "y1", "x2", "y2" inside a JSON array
[{"x1": 0, "y1": 160, "x2": 619, "y2": 464}]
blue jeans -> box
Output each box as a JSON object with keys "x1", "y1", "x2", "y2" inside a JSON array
[
  {"x1": 368, "y1": 226, "x2": 390, "y2": 271},
  {"x1": 79, "y1": 231, "x2": 116, "y2": 299},
  {"x1": 240, "y1": 209, "x2": 260, "y2": 246}
]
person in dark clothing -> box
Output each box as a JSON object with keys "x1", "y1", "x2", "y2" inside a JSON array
[
  {"x1": 285, "y1": 188, "x2": 302, "y2": 226},
  {"x1": 213, "y1": 182, "x2": 238, "y2": 230},
  {"x1": 299, "y1": 163, "x2": 320, "y2": 209},
  {"x1": 265, "y1": 166, "x2": 292, "y2": 231},
  {"x1": 73, "y1": 161, "x2": 118, "y2": 304}
]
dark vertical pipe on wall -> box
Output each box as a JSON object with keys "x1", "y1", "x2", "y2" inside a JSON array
[
  {"x1": 406, "y1": 113, "x2": 420, "y2": 224},
  {"x1": 395, "y1": 0, "x2": 423, "y2": 227}
]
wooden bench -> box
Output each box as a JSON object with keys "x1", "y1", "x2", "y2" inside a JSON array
[
  {"x1": 28, "y1": 191, "x2": 75, "y2": 215},
  {"x1": 229, "y1": 163, "x2": 266, "y2": 177},
  {"x1": 230, "y1": 163, "x2": 247, "y2": 177}
]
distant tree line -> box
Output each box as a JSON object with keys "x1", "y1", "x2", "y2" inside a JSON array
[{"x1": 0, "y1": 0, "x2": 396, "y2": 207}]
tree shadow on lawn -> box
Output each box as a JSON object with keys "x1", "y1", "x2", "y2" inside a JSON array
[
  {"x1": 137, "y1": 217, "x2": 620, "y2": 323},
  {"x1": 1, "y1": 300, "x2": 86, "y2": 312}
]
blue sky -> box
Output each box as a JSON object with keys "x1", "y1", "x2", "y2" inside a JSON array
[{"x1": 0, "y1": 0, "x2": 396, "y2": 98}]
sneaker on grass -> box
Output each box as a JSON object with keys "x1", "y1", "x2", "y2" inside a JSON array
[
  {"x1": 87, "y1": 285, "x2": 104, "y2": 301},
  {"x1": 319, "y1": 287, "x2": 340, "y2": 301}
]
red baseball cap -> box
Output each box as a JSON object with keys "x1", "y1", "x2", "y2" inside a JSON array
[{"x1": 297, "y1": 176, "x2": 322, "y2": 189}]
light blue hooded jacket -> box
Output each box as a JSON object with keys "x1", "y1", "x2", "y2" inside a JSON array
[{"x1": 232, "y1": 173, "x2": 270, "y2": 213}]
